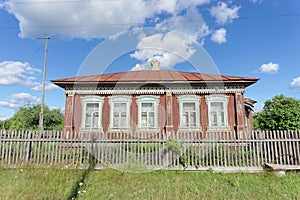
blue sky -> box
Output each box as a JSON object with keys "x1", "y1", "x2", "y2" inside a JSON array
[{"x1": 0, "y1": 0, "x2": 300, "y2": 120}]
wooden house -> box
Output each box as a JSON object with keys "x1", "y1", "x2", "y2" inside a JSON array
[{"x1": 52, "y1": 61, "x2": 258, "y2": 135}]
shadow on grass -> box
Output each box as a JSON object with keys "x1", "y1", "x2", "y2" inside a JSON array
[{"x1": 67, "y1": 155, "x2": 96, "y2": 200}]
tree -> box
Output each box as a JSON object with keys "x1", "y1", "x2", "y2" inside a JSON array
[
  {"x1": 0, "y1": 119, "x2": 10, "y2": 130},
  {"x1": 254, "y1": 94, "x2": 300, "y2": 130},
  {"x1": 8, "y1": 104, "x2": 64, "y2": 131}
]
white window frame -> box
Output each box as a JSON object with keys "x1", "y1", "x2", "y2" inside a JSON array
[
  {"x1": 205, "y1": 94, "x2": 229, "y2": 131},
  {"x1": 178, "y1": 95, "x2": 201, "y2": 131},
  {"x1": 80, "y1": 96, "x2": 104, "y2": 131},
  {"x1": 136, "y1": 95, "x2": 160, "y2": 130},
  {"x1": 109, "y1": 95, "x2": 132, "y2": 131}
]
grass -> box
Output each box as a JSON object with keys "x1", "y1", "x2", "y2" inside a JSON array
[
  {"x1": 78, "y1": 170, "x2": 300, "y2": 200},
  {"x1": 0, "y1": 167, "x2": 83, "y2": 200},
  {"x1": 0, "y1": 168, "x2": 299, "y2": 200}
]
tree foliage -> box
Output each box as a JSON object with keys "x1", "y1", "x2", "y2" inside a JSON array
[
  {"x1": 0, "y1": 119, "x2": 10, "y2": 130},
  {"x1": 254, "y1": 94, "x2": 300, "y2": 130},
  {"x1": 5, "y1": 104, "x2": 64, "y2": 131}
]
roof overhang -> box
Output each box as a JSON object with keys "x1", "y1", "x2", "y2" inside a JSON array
[{"x1": 51, "y1": 70, "x2": 259, "y2": 90}]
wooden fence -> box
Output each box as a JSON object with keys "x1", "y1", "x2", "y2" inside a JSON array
[{"x1": 0, "y1": 130, "x2": 299, "y2": 172}]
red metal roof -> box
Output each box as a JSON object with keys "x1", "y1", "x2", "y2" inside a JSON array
[{"x1": 51, "y1": 70, "x2": 259, "y2": 87}]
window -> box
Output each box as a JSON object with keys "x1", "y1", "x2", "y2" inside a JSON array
[
  {"x1": 205, "y1": 95, "x2": 229, "y2": 130},
  {"x1": 141, "y1": 102, "x2": 155, "y2": 127},
  {"x1": 137, "y1": 95, "x2": 160, "y2": 129},
  {"x1": 109, "y1": 96, "x2": 131, "y2": 129},
  {"x1": 81, "y1": 96, "x2": 104, "y2": 130},
  {"x1": 85, "y1": 103, "x2": 100, "y2": 128},
  {"x1": 178, "y1": 95, "x2": 201, "y2": 130}
]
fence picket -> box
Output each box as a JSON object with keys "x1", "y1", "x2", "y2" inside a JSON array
[
  {"x1": 296, "y1": 130, "x2": 300, "y2": 165},
  {"x1": 291, "y1": 131, "x2": 298, "y2": 165}
]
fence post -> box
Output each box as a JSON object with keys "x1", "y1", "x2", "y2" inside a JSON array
[{"x1": 26, "y1": 131, "x2": 33, "y2": 162}]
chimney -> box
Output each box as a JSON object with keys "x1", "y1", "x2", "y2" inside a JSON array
[{"x1": 150, "y1": 60, "x2": 160, "y2": 70}]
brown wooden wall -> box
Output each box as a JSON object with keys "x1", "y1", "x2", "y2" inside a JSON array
[{"x1": 63, "y1": 93, "x2": 253, "y2": 133}]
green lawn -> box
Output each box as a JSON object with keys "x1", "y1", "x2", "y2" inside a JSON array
[
  {"x1": 0, "y1": 167, "x2": 83, "y2": 200},
  {"x1": 0, "y1": 168, "x2": 299, "y2": 200}
]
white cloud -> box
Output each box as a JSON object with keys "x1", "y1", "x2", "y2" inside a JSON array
[
  {"x1": 210, "y1": 2, "x2": 241, "y2": 25},
  {"x1": 0, "y1": 61, "x2": 57, "y2": 90},
  {"x1": 259, "y1": 62, "x2": 279, "y2": 74},
  {"x1": 0, "y1": 93, "x2": 40, "y2": 109},
  {"x1": 2, "y1": 0, "x2": 211, "y2": 39},
  {"x1": 2, "y1": 1, "x2": 246, "y2": 71},
  {"x1": 0, "y1": 61, "x2": 40, "y2": 85},
  {"x1": 290, "y1": 77, "x2": 300, "y2": 88},
  {"x1": 11, "y1": 93, "x2": 40, "y2": 105},
  {"x1": 211, "y1": 28, "x2": 227, "y2": 44},
  {"x1": 130, "y1": 30, "x2": 197, "y2": 70},
  {"x1": 3, "y1": 0, "x2": 148, "y2": 39},
  {"x1": 129, "y1": 6, "x2": 211, "y2": 70},
  {"x1": 131, "y1": 63, "x2": 148, "y2": 71},
  {"x1": 156, "y1": 6, "x2": 210, "y2": 41},
  {"x1": 0, "y1": 101, "x2": 19, "y2": 109},
  {"x1": 31, "y1": 82, "x2": 58, "y2": 91}
]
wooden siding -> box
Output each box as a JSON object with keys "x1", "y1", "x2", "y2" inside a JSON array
[{"x1": 63, "y1": 93, "x2": 254, "y2": 134}]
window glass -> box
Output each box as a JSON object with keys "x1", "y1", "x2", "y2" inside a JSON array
[
  {"x1": 178, "y1": 95, "x2": 201, "y2": 130},
  {"x1": 182, "y1": 102, "x2": 197, "y2": 128},
  {"x1": 205, "y1": 95, "x2": 229, "y2": 130},
  {"x1": 137, "y1": 96, "x2": 159, "y2": 129},
  {"x1": 113, "y1": 102, "x2": 128, "y2": 128},
  {"x1": 141, "y1": 102, "x2": 155, "y2": 127},
  {"x1": 210, "y1": 101, "x2": 225, "y2": 127},
  {"x1": 81, "y1": 96, "x2": 104, "y2": 130},
  {"x1": 142, "y1": 102, "x2": 154, "y2": 111},
  {"x1": 183, "y1": 102, "x2": 196, "y2": 110},
  {"x1": 85, "y1": 103, "x2": 99, "y2": 128}
]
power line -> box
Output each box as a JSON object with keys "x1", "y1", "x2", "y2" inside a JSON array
[{"x1": 0, "y1": 13, "x2": 300, "y2": 30}]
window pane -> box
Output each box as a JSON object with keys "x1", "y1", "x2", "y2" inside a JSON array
[
  {"x1": 149, "y1": 112, "x2": 155, "y2": 127},
  {"x1": 219, "y1": 112, "x2": 225, "y2": 126},
  {"x1": 141, "y1": 103, "x2": 154, "y2": 111},
  {"x1": 211, "y1": 102, "x2": 223, "y2": 111},
  {"x1": 86, "y1": 103, "x2": 99, "y2": 111},
  {"x1": 114, "y1": 103, "x2": 126, "y2": 112},
  {"x1": 113, "y1": 112, "x2": 119, "y2": 127},
  {"x1": 190, "y1": 112, "x2": 196, "y2": 127},
  {"x1": 141, "y1": 112, "x2": 147, "y2": 127},
  {"x1": 85, "y1": 113, "x2": 91, "y2": 128},
  {"x1": 211, "y1": 111, "x2": 218, "y2": 126},
  {"x1": 113, "y1": 102, "x2": 127, "y2": 128},
  {"x1": 182, "y1": 102, "x2": 197, "y2": 128},
  {"x1": 210, "y1": 102, "x2": 226, "y2": 127},
  {"x1": 183, "y1": 112, "x2": 188, "y2": 127},
  {"x1": 92, "y1": 112, "x2": 99, "y2": 128},
  {"x1": 120, "y1": 112, "x2": 127, "y2": 127},
  {"x1": 183, "y1": 102, "x2": 196, "y2": 111}
]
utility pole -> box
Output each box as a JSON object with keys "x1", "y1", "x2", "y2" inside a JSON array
[{"x1": 38, "y1": 37, "x2": 50, "y2": 131}]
